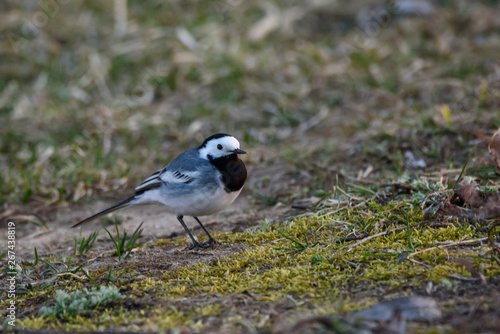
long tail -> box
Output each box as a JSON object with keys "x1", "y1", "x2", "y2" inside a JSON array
[{"x1": 72, "y1": 196, "x2": 136, "y2": 228}]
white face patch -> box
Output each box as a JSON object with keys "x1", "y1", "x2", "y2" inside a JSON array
[{"x1": 199, "y1": 136, "x2": 241, "y2": 160}]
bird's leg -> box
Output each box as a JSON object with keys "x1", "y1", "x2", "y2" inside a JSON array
[
  {"x1": 176, "y1": 215, "x2": 206, "y2": 249},
  {"x1": 193, "y1": 217, "x2": 218, "y2": 247}
]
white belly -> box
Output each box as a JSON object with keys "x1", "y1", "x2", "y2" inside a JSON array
[{"x1": 138, "y1": 186, "x2": 242, "y2": 217}]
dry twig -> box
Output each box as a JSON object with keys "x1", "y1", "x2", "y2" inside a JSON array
[
  {"x1": 342, "y1": 221, "x2": 428, "y2": 251},
  {"x1": 407, "y1": 237, "x2": 488, "y2": 259},
  {"x1": 419, "y1": 189, "x2": 448, "y2": 210},
  {"x1": 57, "y1": 272, "x2": 85, "y2": 280}
]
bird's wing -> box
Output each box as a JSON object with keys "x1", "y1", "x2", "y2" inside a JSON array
[
  {"x1": 135, "y1": 168, "x2": 201, "y2": 195},
  {"x1": 134, "y1": 148, "x2": 207, "y2": 196},
  {"x1": 134, "y1": 167, "x2": 165, "y2": 195}
]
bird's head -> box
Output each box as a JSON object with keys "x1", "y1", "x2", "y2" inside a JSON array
[{"x1": 198, "y1": 133, "x2": 246, "y2": 160}]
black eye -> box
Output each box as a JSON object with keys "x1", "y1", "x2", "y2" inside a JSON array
[{"x1": 217, "y1": 144, "x2": 223, "y2": 150}]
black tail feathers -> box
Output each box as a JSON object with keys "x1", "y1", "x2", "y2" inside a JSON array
[{"x1": 72, "y1": 197, "x2": 135, "y2": 228}]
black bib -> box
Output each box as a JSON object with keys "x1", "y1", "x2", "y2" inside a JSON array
[{"x1": 209, "y1": 154, "x2": 247, "y2": 193}]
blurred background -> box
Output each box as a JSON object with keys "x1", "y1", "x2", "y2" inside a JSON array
[
  {"x1": 1, "y1": 2, "x2": 500, "y2": 332},
  {"x1": 1, "y1": 0, "x2": 499, "y2": 208}
]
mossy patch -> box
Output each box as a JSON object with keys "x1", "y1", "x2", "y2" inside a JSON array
[{"x1": 3, "y1": 187, "x2": 499, "y2": 332}]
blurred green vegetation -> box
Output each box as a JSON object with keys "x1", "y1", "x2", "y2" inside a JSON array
[{"x1": 1, "y1": 1, "x2": 499, "y2": 204}]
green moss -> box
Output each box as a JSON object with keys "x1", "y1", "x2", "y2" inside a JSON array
[
  {"x1": 10, "y1": 193, "x2": 500, "y2": 332},
  {"x1": 127, "y1": 204, "x2": 489, "y2": 309},
  {"x1": 17, "y1": 316, "x2": 51, "y2": 329},
  {"x1": 11, "y1": 198, "x2": 499, "y2": 332}
]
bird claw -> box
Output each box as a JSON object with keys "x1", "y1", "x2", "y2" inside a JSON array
[{"x1": 189, "y1": 238, "x2": 218, "y2": 249}]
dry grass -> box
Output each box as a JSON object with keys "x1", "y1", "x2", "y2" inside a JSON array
[{"x1": 1, "y1": 0, "x2": 500, "y2": 333}]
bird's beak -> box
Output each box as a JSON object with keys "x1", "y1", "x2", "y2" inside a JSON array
[{"x1": 233, "y1": 148, "x2": 246, "y2": 154}]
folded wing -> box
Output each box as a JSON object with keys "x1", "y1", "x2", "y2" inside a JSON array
[{"x1": 135, "y1": 169, "x2": 200, "y2": 195}]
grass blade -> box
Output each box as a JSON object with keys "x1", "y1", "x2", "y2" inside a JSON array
[
  {"x1": 81, "y1": 269, "x2": 99, "y2": 288},
  {"x1": 104, "y1": 226, "x2": 120, "y2": 260},
  {"x1": 405, "y1": 211, "x2": 415, "y2": 253},
  {"x1": 278, "y1": 231, "x2": 306, "y2": 249},
  {"x1": 453, "y1": 148, "x2": 474, "y2": 188}
]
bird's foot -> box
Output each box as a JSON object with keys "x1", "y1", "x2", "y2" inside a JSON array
[{"x1": 189, "y1": 238, "x2": 218, "y2": 249}]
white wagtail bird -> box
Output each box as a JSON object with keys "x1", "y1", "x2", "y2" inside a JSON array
[{"x1": 73, "y1": 133, "x2": 247, "y2": 249}]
